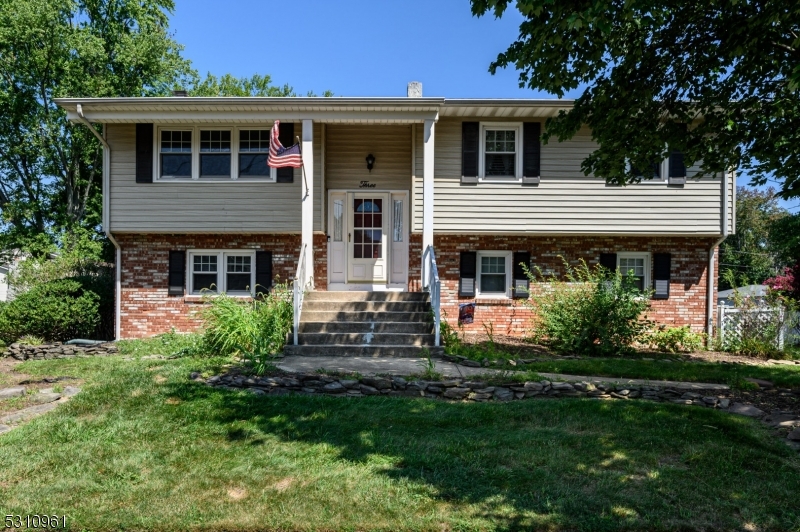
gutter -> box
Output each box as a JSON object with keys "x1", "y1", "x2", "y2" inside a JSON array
[
  {"x1": 707, "y1": 169, "x2": 731, "y2": 345},
  {"x1": 78, "y1": 105, "x2": 121, "y2": 340}
]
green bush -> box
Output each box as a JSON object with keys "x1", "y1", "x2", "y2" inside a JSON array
[
  {"x1": 644, "y1": 325, "x2": 705, "y2": 353},
  {"x1": 0, "y1": 276, "x2": 109, "y2": 343},
  {"x1": 525, "y1": 258, "x2": 652, "y2": 356},
  {"x1": 202, "y1": 282, "x2": 292, "y2": 372}
]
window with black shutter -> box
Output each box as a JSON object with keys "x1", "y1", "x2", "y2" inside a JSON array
[
  {"x1": 513, "y1": 251, "x2": 531, "y2": 298},
  {"x1": 599, "y1": 253, "x2": 617, "y2": 274},
  {"x1": 168, "y1": 250, "x2": 186, "y2": 296},
  {"x1": 459, "y1": 251, "x2": 477, "y2": 296},
  {"x1": 652, "y1": 253, "x2": 671, "y2": 299},
  {"x1": 461, "y1": 122, "x2": 479, "y2": 184},
  {"x1": 276, "y1": 123, "x2": 294, "y2": 183}
]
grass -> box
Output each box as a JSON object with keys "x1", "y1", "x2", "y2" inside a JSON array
[
  {"x1": 496, "y1": 358, "x2": 800, "y2": 389},
  {"x1": 0, "y1": 354, "x2": 799, "y2": 531}
]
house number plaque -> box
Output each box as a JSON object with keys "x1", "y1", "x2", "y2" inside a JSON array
[{"x1": 359, "y1": 181, "x2": 376, "y2": 188}]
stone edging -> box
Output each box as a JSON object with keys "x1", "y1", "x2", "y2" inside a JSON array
[
  {"x1": 5, "y1": 342, "x2": 118, "y2": 361},
  {"x1": 199, "y1": 372, "x2": 736, "y2": 407}
]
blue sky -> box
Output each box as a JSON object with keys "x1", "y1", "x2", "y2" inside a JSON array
[{"x1": 170, "y1": 0, "x2": 797, "y2": 211}]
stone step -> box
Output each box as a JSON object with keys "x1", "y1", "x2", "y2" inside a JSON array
[
  {"x1": 297, "y1": 333, "x2": 437, "y2": 346},
  {"x1": 301, "y1": 300, "x2": 430, "y2": 312},
  {"x1": 283, "y1": 345, "x2": 444, "y2": 358},
  {"x1": 300, "y1": 310, "x2": 432, "y2": 323},
  {"x1": 305, "y1": 291, "x2": 429, "y2": 302},
  {"x1": 299, "y1": 321, "x2": 433, "y2": 334}
]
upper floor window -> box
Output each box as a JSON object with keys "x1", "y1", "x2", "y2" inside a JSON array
[
  {"x1": 479, "y1": 123, "x2": 523, "y2": 181},
  {"x1": 238, "y1": 129, "x2": 275, "y2": 179},
  {"x1": 156, "y1": 126, "x2": 276, "y2": 181},
  {"x1": 160, "y1": 130, "x2": 192, "y2": 178}
]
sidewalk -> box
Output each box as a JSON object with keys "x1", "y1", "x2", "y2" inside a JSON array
[{"x1": 276, "y1": 355, "x2": 730, "y2": 392}]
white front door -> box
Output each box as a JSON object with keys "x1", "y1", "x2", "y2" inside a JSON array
[{"x1": 348, "y1": 193, "x2": 389, "y2": 282}]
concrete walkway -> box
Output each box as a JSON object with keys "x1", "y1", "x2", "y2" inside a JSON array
[{"x1": 276, "y1": 356, "x2": 730, "y2": 392}]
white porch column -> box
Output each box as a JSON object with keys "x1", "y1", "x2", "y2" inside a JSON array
[
  {"x1": 422, "y1": 118, "x2": 435, "y2": 286},
  {"x1": 302, "y1": 119, "x2": 314, "y2": 288}
]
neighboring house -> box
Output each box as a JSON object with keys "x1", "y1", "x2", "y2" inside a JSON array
[
  {"x1": 56, "y1": 83, "x2": 735, "y2": 341},
  {"x1": 717, "y1": 285, "x2": 769, "y2": 308}
]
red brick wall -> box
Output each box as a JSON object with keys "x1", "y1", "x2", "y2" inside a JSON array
[
  {"x1": 409, "y1": 234, "x2": 717, "y2": 336},
  {"x1": 117, "y1": 232, "x2": 717, "y2": 339},
  {"x1": 116, "y1": 233, "x2": 327, "y2": 338}
]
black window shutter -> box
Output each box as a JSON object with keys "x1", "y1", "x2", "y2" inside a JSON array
[
  {"x1": 459, "y1": 251, "x2": 477, "y2": 296},
  {"x1": 255, "y1": 251, "x2": 273, "y2": 296},
  {"x1": 136, "y1": 123, "x2": 154, "y2": 183},
  {"x1": 653, "y1": 253, "x2": 671, "y2": 299},
  {"x1": 599, "y1": 253, "x2": 617, "y2": 274},
  {"x1": 276, "y1": 123, "x2": 295, "y2": 183},
  {"x1": 522, "y1": 122, "x2": 541, "y2": 185},
  {"x1": 168, "y1": 250, "x2": 185, "y2": 296},
  {"x1": 461, "y1": 122, "x2": 479, "y2": 185},
  {"x1": 512, "y1": 251, "x2": 531, "y2": 298},
  {"x1": 668, "y1": 150, "x2": 686, "y2": 185}
]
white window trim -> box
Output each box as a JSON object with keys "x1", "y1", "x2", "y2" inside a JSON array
[
  {"x1": 478, "y1": 122, "x2": 523, "y2": 182},
  {"x1": 476, "y1": 250, "x2": 513, "y2": 299},
  {"x1": 617, "y1": 252, "x2": 651, "y2": 289},
  {"x1": 155, "y1": 126, "x2": 277, "y2": 182},
  {"x1": 187, "y1": 249, "x2": 256, "y2": 296}
]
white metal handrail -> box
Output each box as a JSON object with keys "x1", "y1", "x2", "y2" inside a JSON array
[
  {"x1": 423, "y1": 245, "x2": 441, "y2": 347},
  {"x1": 293, "y1": 243, "x2": 309, "y2": 346}
]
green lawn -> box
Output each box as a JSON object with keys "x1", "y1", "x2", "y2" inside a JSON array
[
  {"x1": 506, "y1": 358, "x2": 800, "y2": 389},
  {"x1": 1, "y1": 355, "x2": 799, "y2": 531}
]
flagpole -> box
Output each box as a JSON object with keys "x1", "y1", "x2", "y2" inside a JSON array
[{"x1": 296, "y1": 134, "x2": 310, "y2": 199}]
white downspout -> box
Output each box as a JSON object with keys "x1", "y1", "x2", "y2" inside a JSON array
[
  {"x1": 78, "y1": 105, "x2": 121, "y2": 341},
  {"x1": 707, "y1": 169, "x2": 731, "y2": 345}
]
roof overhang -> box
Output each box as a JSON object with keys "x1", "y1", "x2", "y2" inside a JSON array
[{"x1": 54, "y1": 96, "x2": 575, "y2": 124}]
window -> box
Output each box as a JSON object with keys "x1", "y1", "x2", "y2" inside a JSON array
[
  {"x1": 477, "y1": 251, "x2": 512, "y2": 297},
  {"x1": 156, "y1": 126, "x2": 279, "y2": 181},
  {"x1": 479, "y1": 123, "x2": 522, "y2": 180},
  {"x1": 199, "y1": 130, "x2": 231, "y2": 178},
  {"x1": 238, "y1": 129, "x2": 275, "y2": 179},
  {"x1": 189, "y1": 251, "x2": 255, "y2": 295},
  {"x1": 617, "y1": 252, "x2": 650, "y2": 291},
  {"x1": 160, "y1": 130, "x2": 192, "y2": 178}
]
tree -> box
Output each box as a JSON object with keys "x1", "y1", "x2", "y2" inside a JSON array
[
  {"x1": 470, "y1": 1, "x2": 800, "y2": 199},
  {"x1": 719, "y1": 187, "x2": 788, "y2": 289},
  {"x1": 191, "y1": 73, "x2": 295, "y2": 97},
  {"x1": 0, "y1": 0, "x2": 194, "y2": 250}
]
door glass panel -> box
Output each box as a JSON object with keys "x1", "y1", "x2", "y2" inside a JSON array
[
  {"x1": 393, "y1": 200, "x2": 403, "y2": 242},
  {"x1": 333, "y1": 199, "x2": 343, "y2": 241},
  {"x1": 353, "y1": 197, "x2": 383, "y2": 259}
]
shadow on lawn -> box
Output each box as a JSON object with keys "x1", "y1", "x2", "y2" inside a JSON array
[{"x1": 166, "y1": 379, "x2": 800, "y2": 531}]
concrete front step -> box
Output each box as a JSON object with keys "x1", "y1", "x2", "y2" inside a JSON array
[
  {"x1": 284, "y1": 345, "x2": 444, "y2": 358},
  {"x1": 300, "y1": 321, "x2": 433, "y2": 334},
  {"x1": 302, "y1": 301, "x2": 430, "y2": 312},
  {"x1": 301, "y1": 310, "x2": 431, "y2": 323},
  {"x1": 297, "y1": 333, "x2": 436, "y2": 346},
  {"x1": 305, "y1": 291, "x2": 429, "y2": 302}
]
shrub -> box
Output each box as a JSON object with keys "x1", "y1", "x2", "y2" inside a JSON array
[
  {"x1": 202, "y1": 282, "x2": 292, "y2": 369},
  {"x1": 645, "y1": 325, "x2": 705, "y2": 353},
  {"x1": 0, "y1": 277, "x2": 106, "y2": 343},
  {"x1": 525, "y1": 258, "x2": 652, "y2": 356}
]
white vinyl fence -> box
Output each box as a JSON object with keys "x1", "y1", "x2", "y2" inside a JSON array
[{"x1": 717, "y1": 306, "x2": 794, "y2": 349}]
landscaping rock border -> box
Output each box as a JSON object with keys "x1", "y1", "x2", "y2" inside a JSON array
[
  {"x1": 5, "y1": 342, "x2": 118, "y2": 361},
  {"x1": 200, "y1": 371, "x2": 738, "y2": 406}
]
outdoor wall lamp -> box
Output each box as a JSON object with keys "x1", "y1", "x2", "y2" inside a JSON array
[{"x1": 365, "y1": 153, "x2": 375, "y2": 172}]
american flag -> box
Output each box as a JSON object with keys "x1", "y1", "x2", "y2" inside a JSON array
[{"x1": 268, "y1": 120, "x2": 303, "y2": 168}]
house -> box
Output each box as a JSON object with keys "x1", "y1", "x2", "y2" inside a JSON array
[
  {"x1": 718, "y1": 285, "x2": 769, "y2": 308},
  {"x1": 56, "y1": 83, "x2": 735, "y2": 350}
]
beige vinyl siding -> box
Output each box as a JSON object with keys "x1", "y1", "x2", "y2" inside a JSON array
[
  {"x1": 413, "y1": 118, "x2": 727, "y2": 235},
  {"x1": 107, "y1": 124, "x2": 322, "y2": 233},
  {"x1": 325, "y1": 125, "x2": 412, "y2": 191}
]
